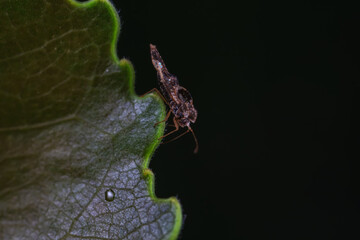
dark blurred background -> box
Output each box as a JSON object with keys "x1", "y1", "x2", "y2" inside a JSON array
[{"x1": 110, "y1": 0, "x2": 359, "y2": 239}]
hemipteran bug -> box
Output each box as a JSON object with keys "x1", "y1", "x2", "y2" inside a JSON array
[{"x1": 141, "y1": 44, "x2": 199, "y2": 153}]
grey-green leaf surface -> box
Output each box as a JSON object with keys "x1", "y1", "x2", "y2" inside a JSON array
[{"x1": 0, "y1": 0, "x2": 181, "y2": 239}]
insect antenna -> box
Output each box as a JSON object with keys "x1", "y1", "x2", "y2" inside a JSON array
[
  {"x1": 162, "y1": 126, "x2": 199, "y2": 154},
  {"x1": 189, "y1": 127, "x2": 199, "y2": 154}
]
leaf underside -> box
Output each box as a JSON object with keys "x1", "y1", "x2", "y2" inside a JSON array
[{"x1": 0, "y1": 0, "x2": 181, "y2": 239}]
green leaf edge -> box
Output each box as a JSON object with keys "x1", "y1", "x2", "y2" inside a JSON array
[{"x1": 64, "y1": 0, "x2": 182, "y2": 239}]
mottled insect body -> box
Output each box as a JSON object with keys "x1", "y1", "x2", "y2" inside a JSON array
[{"x1": 142, "y1": 44, "x2": 198, "y2": 153}]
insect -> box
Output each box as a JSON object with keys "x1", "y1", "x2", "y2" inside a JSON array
[{"x1": 141, "y1": 44, "x2": 199, "y2": 153}]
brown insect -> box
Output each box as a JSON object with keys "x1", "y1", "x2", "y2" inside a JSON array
[{"x1": 141, "y1": 44, "x2": 199, "y2": 153}]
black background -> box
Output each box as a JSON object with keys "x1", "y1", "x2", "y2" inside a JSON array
[{"x1": 109, "y1": 0, "x2": 359, "y2": 239}]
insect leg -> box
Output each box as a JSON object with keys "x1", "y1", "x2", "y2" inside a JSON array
[
  {"x1": 158, "y1": 117, "x2": 179, "y2": 139},
  {"x1": 154, "y1": 110, "x2": 171, "y2": 127},
  {"x1": 162, "y1": 129, "x2": 189, "y2": 144},
  {"x1": 162, "y1": 126, "x2": 199, "y2": 154},
  {"x1": 139, "y1": 88, "x2": 170, "y2": 107}
]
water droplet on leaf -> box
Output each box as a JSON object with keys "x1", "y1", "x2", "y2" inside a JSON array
[{"x1": 105, "y1": 189, "x2": 115, "y2": 202}]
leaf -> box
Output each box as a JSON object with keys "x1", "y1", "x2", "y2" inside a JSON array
[{"x1": 0, "y1": 0, "x2": 181, "y2": 239}]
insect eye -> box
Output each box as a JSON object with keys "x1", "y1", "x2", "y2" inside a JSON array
[{"x1": 177, "y1": 87, "x2": 192, "y2": 103}]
